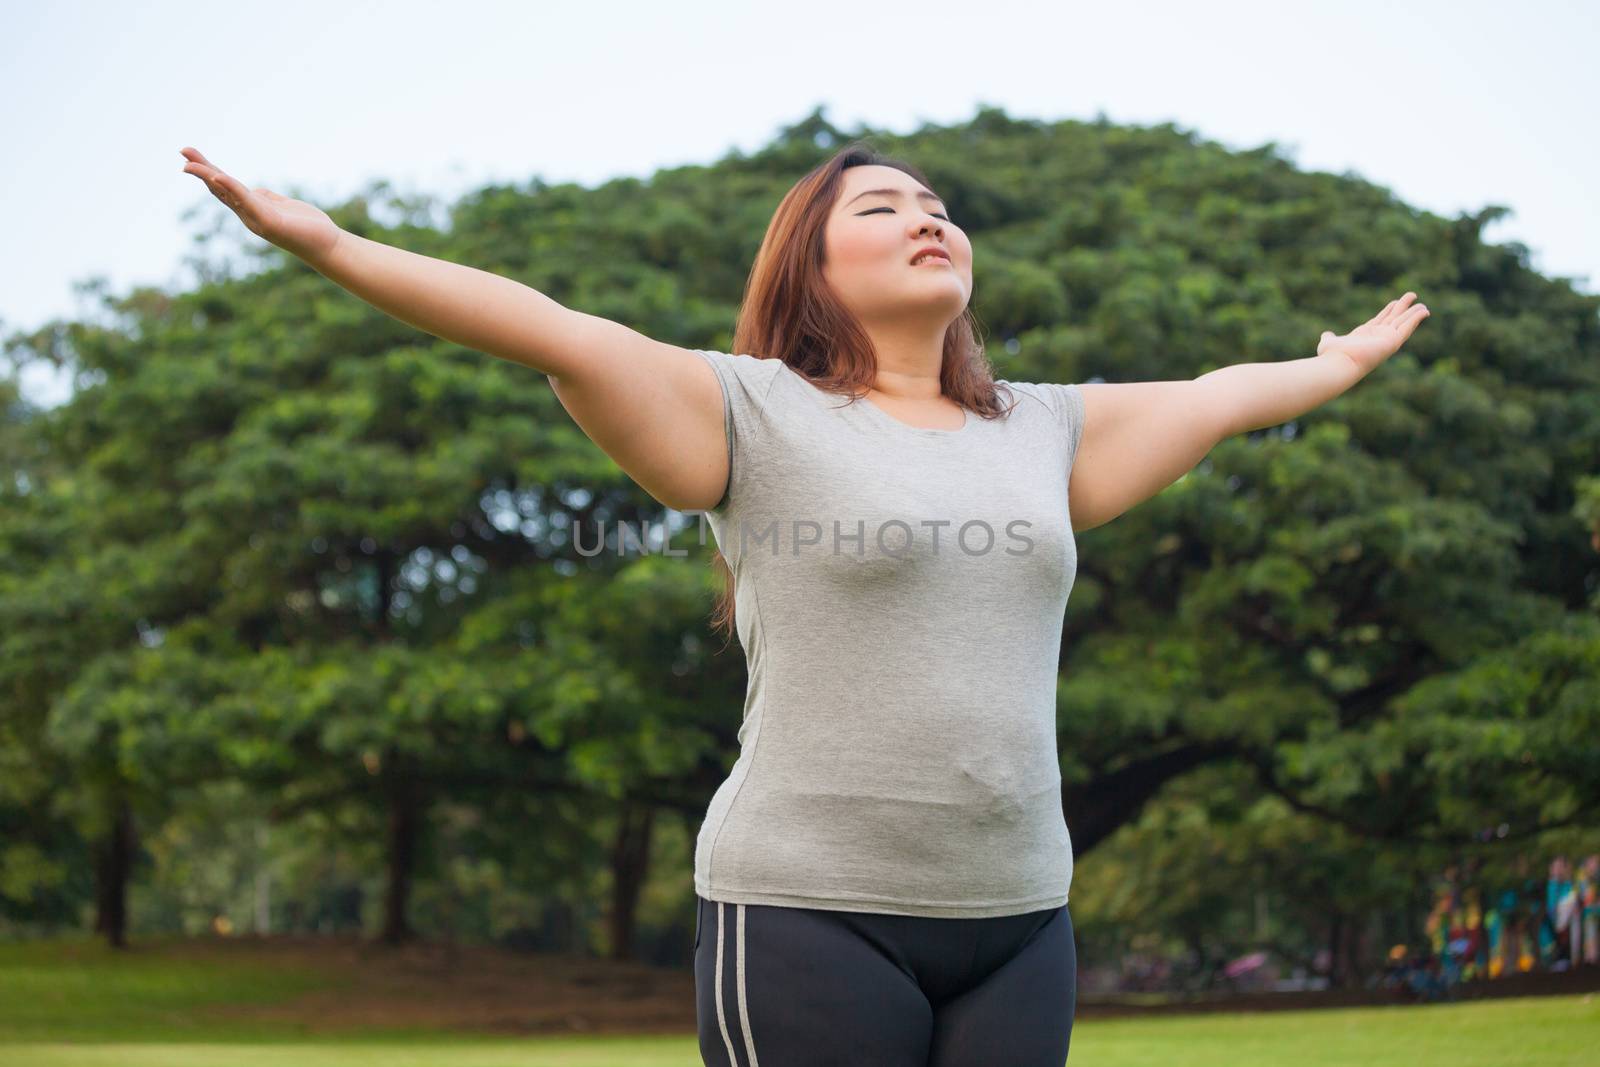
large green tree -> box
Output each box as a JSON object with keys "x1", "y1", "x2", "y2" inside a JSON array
[{"x1": 3, "y1": 105, "x2": 1596, "y2": 964}]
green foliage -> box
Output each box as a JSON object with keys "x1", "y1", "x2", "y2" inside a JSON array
[{"x1": 2, "y1": 104, "x2": 1597, "y2": 962}]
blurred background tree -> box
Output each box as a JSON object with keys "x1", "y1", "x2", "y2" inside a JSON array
[{"x1": 2, "y1": 105, "x2": 1596, "y2": 981}]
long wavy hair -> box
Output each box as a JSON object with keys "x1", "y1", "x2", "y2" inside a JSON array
[{"x1": 708, "y1": 140, "x2": 1016, "y2": 639}]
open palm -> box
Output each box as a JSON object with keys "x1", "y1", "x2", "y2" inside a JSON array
[
  {"x1": 180, "y1": 147, "x2": 342, "y2": 266},
  {"x1": 1318, "y1": 292, "x2": 1432, "y2": 375}
]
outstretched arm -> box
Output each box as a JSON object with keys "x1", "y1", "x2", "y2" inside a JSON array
[
  {"x1": 1068, "y1": 292, "x2": 1432, "y2": 532},
  {"x1": 1202, "y1": 292, "x2": 1431, "y2": 437},
  {"x1": 182, "y1": 145, "x2": 617, "y2": 379},
  {"x1": 180, "y1": 147, "x2": 733, "y2": 512},
  {"x1": 308, "y1": 226, "x2": 601, "y2": 378}
]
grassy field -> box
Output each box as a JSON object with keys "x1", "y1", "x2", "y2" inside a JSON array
[{"x1": 1, "y1": 935, "x2": 1596, "y2": 1066}]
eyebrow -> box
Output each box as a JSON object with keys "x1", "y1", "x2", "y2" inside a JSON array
[{"x1": 845, "y1": 187, "x2": 946, "y2": 209}]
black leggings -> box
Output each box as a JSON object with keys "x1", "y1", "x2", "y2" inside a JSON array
[{"x1": 693, "y1": 894, "x2": 1076, "y2": 1066}]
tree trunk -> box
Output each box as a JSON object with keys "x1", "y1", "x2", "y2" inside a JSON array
[
  {"x1": 1345, "y1": 912, "x2": 1362, "y2": 987},
  {"x1": 1064, "y1": 741, "x2": 1235, "y2": 852},
  {"x1": 1327, "y1": 909, "x2": 1366, "y2": 989},
  {"x1": 93, "y1": 795, "x2": 137, "y2": 949},
  {"x1": 379, "y1": 767, "x2": 422, "y2": 946},
  {"x1": 606, "y1": 799, "x2": 656, "y2": 961},
  {"x1": 1327, "y1": 911, "x2": 1345, "y2": 988}
]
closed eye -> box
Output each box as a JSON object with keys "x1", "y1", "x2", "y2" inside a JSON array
[{"x1": 860, "y1": 206, "x2": 951, "y2": 221}]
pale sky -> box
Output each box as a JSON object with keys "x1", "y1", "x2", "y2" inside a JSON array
[{"x1": 4, "y1": 0, "x2": 1595, "y2": 408}]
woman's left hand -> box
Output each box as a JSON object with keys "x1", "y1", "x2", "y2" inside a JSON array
[{"x1": 1318, "y1": 292, "x2": 1432, "y2": 376}]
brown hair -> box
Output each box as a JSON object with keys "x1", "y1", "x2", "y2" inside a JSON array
[{"x1": 708, "y1": 139, "x2": 1016, "y2": 639}]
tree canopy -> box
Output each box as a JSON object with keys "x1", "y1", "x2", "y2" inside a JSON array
[{"x1": 3, "y1": 104, "x2": 1596, "y2": 978}]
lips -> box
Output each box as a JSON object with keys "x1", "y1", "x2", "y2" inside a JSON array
[{"x1": 909, "y1": 246, "x2": 950, "y2": 265}]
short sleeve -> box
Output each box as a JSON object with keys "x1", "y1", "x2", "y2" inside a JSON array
[
  {"x1": 1010, "y1": 380, "x2": 1085, "y2": 476},
  {"x1": 1052, "y1": 382, "x2": 1086, "y2": 472},
  {"x1": 690, "y1": 349, "x2": 783, "y2": 514}
]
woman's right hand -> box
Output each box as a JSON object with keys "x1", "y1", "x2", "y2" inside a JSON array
[{"x1": 180, "y1": 147, "x2": 343, "y2": 267}]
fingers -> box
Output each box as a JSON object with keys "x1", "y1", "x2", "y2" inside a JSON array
[
  {"x1": 179, "y1": 148, "x2": 226, "y2": 181},
  {"x1": 1350, "y1": 291, "x2": 1429, "y2": 342},
  {"x1": 1390, "y1": 297, "x2": 1428, "y2": 331},
  {"x1": 179, "y1": 148, "x2": 253, "y2": 210},
  {"x1": 1401, "y1": 302, "x2": 1431, "y2": 333},
  {"x1": 210, "y1": 177, "x2": 248, "y2": 216},
  {"x1": 1365, "y1": 293, "x2": 1426, "y2": 334},
  {"x1": 179, "y1": 147, "x2": 237, "y2": 195},
  {"x1": 1379, "y1": 292, "x2": 1419, "y2": 325}
]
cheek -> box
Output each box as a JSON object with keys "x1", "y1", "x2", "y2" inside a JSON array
[{"x1": 830, "y1": 229, "x2": 890, "y2": 270}]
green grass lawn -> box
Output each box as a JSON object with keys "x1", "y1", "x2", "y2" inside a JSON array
[{"x1": 2, "y1": 936, "x2": 1596, "y2": 1065}]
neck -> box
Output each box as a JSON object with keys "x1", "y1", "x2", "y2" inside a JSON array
[{"x1": 860, "y1": 321, "x2": 948, "y2": 400}]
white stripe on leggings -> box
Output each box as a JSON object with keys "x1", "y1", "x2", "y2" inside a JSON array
[
  {"x1": 737, "y1": 904, "x2": 760, "y2": 1066},
  {"x1": 713, "y1": 901, "x2": 760, "y2": 1066}
]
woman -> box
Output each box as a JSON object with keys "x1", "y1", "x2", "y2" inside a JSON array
[{"x1": 182, "y1": 140, "x2": 1430, "y2": 1065}]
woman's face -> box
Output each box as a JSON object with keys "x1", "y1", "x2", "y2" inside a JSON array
[{"x1": 821, "y1": 164, "x2": 972, "y2": 328}]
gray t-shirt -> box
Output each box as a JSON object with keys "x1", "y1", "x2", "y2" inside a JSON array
[{"x1": 689, "y1": 347, "x2": 1086, "y2": 919}]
